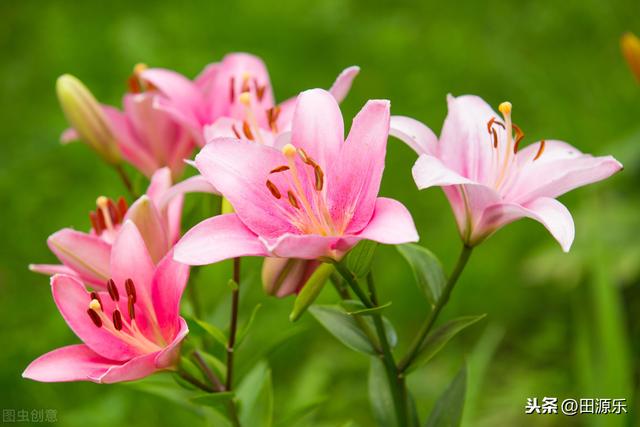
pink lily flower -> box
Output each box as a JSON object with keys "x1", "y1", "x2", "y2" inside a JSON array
[
  {"x1": 173, "y1": 89, "x2": 418, "y2": 276},
  {"x1": 62, "y1": 65, "x2": 196, "y2": 179},
  {"x1": 29, "y1": 167, "x2": 184, "y2": 290},
  {"x1": 139, "y1": 52, "x2": 360, "y2": 146},
  {"x1": 390, "y1": 95, "x2": 623, "y2": 251},
  {"x1": 23, "y1": 221, "x2": 189, "y2": 383}
]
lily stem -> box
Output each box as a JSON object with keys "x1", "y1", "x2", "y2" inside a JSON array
[
  {"x1": 398, "y1": 244, "x2": 473, "y2": 372},
  {"x1": 192, "y1": 350, "x2": 224, "y2": 392},
  {"x1": 114, "y1": 164, "x2": 137, "y2": 199},
  {"x1": 226, "y1": 257, "x2": 241, "y2": 391},
  {"x1": 333, "y1": 263, "x2": 408, "y2": 427}
]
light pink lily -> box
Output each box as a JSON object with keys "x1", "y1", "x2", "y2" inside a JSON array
[
  {"x1": 173, "y1": 89, "x2": 418, "y2": 284},
  {"x1": 139, "y1": 52, "x2": 359, "y2": 146},
  {"x1": 29, "y1": 167, "x2": 184, "y2": 290},
  {"x1": 62, "y1": 67, "x2": 195, "y2": 179},
  {"x1": 23, "y1": 221, "x2": 189, "y2": 383},
  {"x1": 390, "y1": 95, "x2": 623, "y2": 251}
]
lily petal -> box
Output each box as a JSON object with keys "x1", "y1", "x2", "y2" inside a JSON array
[
  {"x1": 174, "y1": 214, "x2": 268, "y2": 265},
  {"x1": 351, "y1": 197, "x2": 419, "y2": 244},
  {"x1": 328, "y1": 66, "x2": 360, "y2": 103},
  {"x1": 291, "y1": 89, "x2": 344, "y2": 171},
  {"x1": 51, "y1": 275, "x2": 138, "y2": 361},
  {"x1": 390, "y1": 116, "x2": 438, "y2": 155},
  {"x1": 412, "y1": 154, "x2": 477, "y2": 189},
  {"x1": 47, "y1": 229, "x2": 111, "y2": 288},
  {"x1": 333, "y1": 99, "x2": 390, "y2": 233},
  {"x1": 476, "y1": 197, "x2": 575, "y2": 252},
  {"x1": 154, "y1": 317, "x2": 189, "y2": 368},
  {"x1": 195, "y1": 138, "x2": 297, "y2": 237},
  {"x1": 261, "y1": 234, "x2": 343, "y2": 260},
  {"x1": 23, "y1": 344, "x2": 118, "y2": 383},
  {"x1": 151, "y1": 250, "x2": 190, "y2": 339},
  {"x1": 90, "y1": 352, "x2": 158, "y2": 384},
  {"x1": 124, "y1": 196, "x2": 169, "y2": 264},
  {"x1": 29, "y1": 264, "x2": 78, "y2": 278},
  {"x1": 507, "y1": 140, "x2": 623, "y2": 203}
]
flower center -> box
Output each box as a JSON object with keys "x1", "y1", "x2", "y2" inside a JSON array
[
  {"x1": 486, "y1": 101, "x2": 546, "y2": 191},
  {"x1": 86, "y1": 278, "x2": 164, "y2": 354},
  {"x1": 90, "y1": 196, "x2": 128, "y2": 238},
  {"x1": 127, "y1": 63, "x2": 154, "y2": 94},
  {"x1": 229, "y1": 72, "x2": 280, "y2": 142},
  {"x1": 265, "y1": 144, "x2": 337, "y2": 236}
]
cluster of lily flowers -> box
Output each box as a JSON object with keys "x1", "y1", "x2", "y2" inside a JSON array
[{"x1": 23, "y1": 52, "x2": 622, "y2": 385}]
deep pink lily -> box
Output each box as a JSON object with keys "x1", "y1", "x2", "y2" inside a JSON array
[
  {"x1": 30, "y1": 167, "x2": 184, "y2": 290},
  {"x1": 173, "y1": 89, "x2": 418, "y2": 275},
  {"x1": 62, "y1": 66, "x2": 195, "y2": 179},
  {"x1": 139, "y1": 53, "x2": 359, "y2": 146},
  {"x1": 23, "y1": 221, "x2": 189, "y2": 383},
  {"x1": 390, "y1": 95, "x2": 623, "y2": 251}
]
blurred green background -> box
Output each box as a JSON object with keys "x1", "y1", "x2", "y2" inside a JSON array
[{"x1": 1, "y1": 0, "x2": 638, "y2": 426}]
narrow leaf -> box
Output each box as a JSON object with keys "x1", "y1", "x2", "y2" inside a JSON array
[
  {"x1": 408, "y1": 315, "x2": 485, "y2": 373},
  {"x1": 184, "y1": 315, "x2": 228, "y2": 347},
  {"x1": 191, "y1": 392, "x2": 235, "y2": 408},
  {"x1": 368, "y1": 357, "x2": 398, "y2": 427},
  {"x1": 345, "y1": 301, "x2": 392, "y2": 316},
  {"x1": 397, "y1": 244, "x2": 446, "y2": 306},
  {"x1": 425, "y1": 365, "x2": 467, "y2": 427},
  {"x1": 237, "y1": 303, "x2": 262, "y2": 346},
  {"x1": 237, "y1": 361, "x2": 274, "y2": 427},
  {"x1": 309, "y1": 305, "x2": 375, "y2": 355}
]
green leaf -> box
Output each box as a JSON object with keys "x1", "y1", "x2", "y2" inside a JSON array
[
  {"x1": 425, "y1": 365, "x2": 467, "y2": 427},
  {"x1": 191, "y1": 391, "x2": 235, "y2": 408},
  {"x1": 237, "y1": 360, "x2": 274, "y2": 427},
  {"x1": 397, "y1": 244, "x2": 446, "y2": 306},
  {"x1": 310, "y1": 305, "x2": 375, "y2": 355},
  {"x1": 408, "y1": 315, "x2": 485, "y2": 373},
  {"x1": 290, "y1": 263, "x2": 335, "y2": 321},
  {"x1": 184, "y1": 315, "x2": 228, "y2": 347},
  {"x1": 368, "y1": 357, "x2": 398, "y2": 427},
  {"x1": 345, "y1": 240, "x2": 378, "y2": 278},
  {"x1": 344, "y1": 301, "x2": 392, "y2": 316},
  {"x1": 237, "y1": 303, "x2": 262, "y2": 346}
]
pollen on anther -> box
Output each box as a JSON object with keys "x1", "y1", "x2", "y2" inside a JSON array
[
  {"x1": 128, "y1": 297, "x2": 136, "y2": 320},
  {"x1": 270, "y1": 165, "x2": 289, "y2": 174},
  {"x1": 314, "y1": 165, "x2": 324, "y2": 191},
  {"x1": 116, "y1": 196, "x2": 128, "y2": 218},
  {"x1": 87, "y1": 309, "x2": 102, "y2": 327},
  {"x1": 287, "y1": 191, "x2": 300, "y2": 209},
  {"x1": 266, "y1": 180, "x2": 281, "y2": 199},
  {"x1": 242, "y1": 121, "x2": 254, "y2": 140},
  {"x1": 107, "y1": 279, "x2": 120, "y2": 302},
  {"x1": 533, "y1": 140, "x2": 546, "y2": 161},
  {"x1": 125, "y1": 278, "x2": 136, "y2": 303},
  {"x1": 112, "y1": 309, "x2": 123, "y2": 331}
]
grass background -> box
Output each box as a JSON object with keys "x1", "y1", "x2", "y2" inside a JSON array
[{"x1": 1, "y1": 0, "x2": 638, "y2": 426}]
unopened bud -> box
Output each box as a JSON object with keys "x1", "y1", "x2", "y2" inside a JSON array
[{"x1": 56, "y1": 74, "x2": 121, "y2": 164}]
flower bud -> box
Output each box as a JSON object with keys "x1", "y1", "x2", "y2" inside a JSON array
[
  {"x1": 56, "y1": 74, "x2": 121, "y2": 164},
  {"x1": 622, "y1": 32, "x2": 640, "y2": 83},
  {"x1": 262, "y1": 257, "x2": 320, "y2": 298}
]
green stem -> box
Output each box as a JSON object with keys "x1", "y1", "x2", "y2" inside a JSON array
[
  {"x1": 114, "y1": 164, "x2": 137, "y2": 199},
  {"x1": 398, "y1": 244, "x2": 473, "y2": 372},
  {"x1": 192, "y1": 350, "x2": 224, "y2": 392},
  {"x1": 334, "y1": 263, "x2": 408, "y2": 427},
  {"x1": 177, "y1": 369, "x2": 215, "y2": 393},
  {"x1": 226, "y1": 258, "x2": 241, "y2": 391}
]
